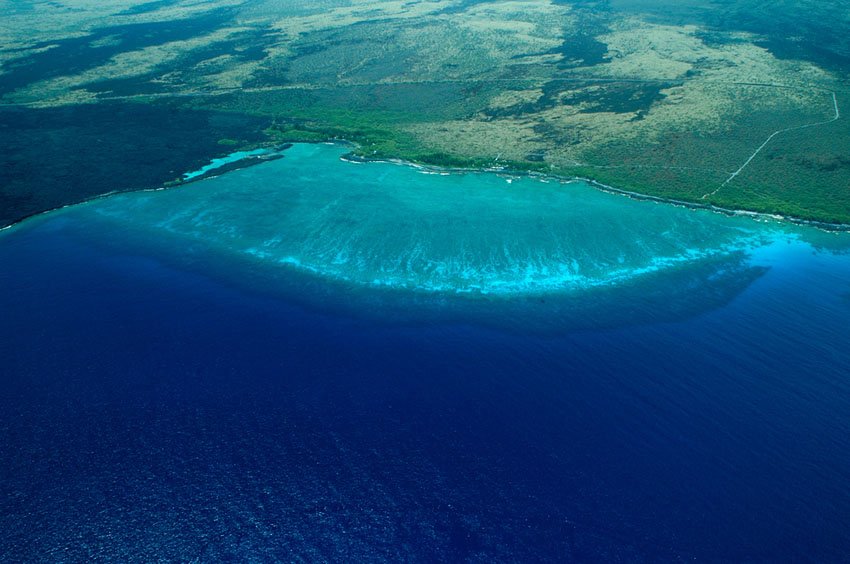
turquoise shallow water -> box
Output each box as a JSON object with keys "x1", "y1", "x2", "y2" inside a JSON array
[
  {"x1": 182, "y1": 147, "x2": 275, "y2": 180},
  {"x1": 35, "y1": 142, "x2": 843, "y2": 330},
  {"x1": 85, "y1": 144, "x2": 805, "y2": 293},
  {"x1": 2, "y1": 143, "x2": 850, "y2": 560}
]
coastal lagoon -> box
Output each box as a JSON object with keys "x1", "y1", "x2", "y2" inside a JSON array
[{"x1": 2, "y1": 144, "x2": 850, "y2": 560}]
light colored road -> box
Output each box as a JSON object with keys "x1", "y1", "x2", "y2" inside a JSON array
[{"x1": 703, "y1": 92, "x2": 841, "y2": 199}]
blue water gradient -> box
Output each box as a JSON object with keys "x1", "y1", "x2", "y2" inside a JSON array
[{"x1": 1, "y1": 146, "x2": 850, "y2": 561}]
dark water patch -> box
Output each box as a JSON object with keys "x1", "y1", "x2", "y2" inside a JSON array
[
  {"x1": 0, "y1": 8, "x2": 234, "y2": 96},
  {"x1": 0, "y1": 102, "x2": 271, "y2": 227}
]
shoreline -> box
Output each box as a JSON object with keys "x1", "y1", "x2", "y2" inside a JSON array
[
  {"x1": 3, "y1": 140, "x2": 849, "y2": 234},
  {"x1": 0, "y1": 143, "x2": 292, "y2": 233},
  {"x1": 341, "y1": 151, "x2": 850, "y2": 233},
  {"x1": 178, "y1": 145, "x2": 290, "y2": 185}
]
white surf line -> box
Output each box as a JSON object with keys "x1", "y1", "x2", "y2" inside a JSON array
[{"x1": 703, "y1": 92, "x2": 840, "y2": 199}]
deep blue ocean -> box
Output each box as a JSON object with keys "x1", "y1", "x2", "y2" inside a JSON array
[{"x1": 2, "y1": 145, "x2": 850, "y2": 561}]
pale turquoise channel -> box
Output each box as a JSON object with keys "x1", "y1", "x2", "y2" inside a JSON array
[{"x1": 182, "y1": 148, "x2": 273, "y2": 180}]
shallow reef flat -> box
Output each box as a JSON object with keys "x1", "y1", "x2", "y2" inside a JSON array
[
  {"x1": 78, "y1": 144, "x2": 768, "y2": 294},
  {"x1": 12, "y1": 142, "x2": 839, "y2": 332}
]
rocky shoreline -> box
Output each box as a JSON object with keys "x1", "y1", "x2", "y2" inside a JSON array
[{"x1": 341, "y1": 149, "x2": 850, "y2": 233}]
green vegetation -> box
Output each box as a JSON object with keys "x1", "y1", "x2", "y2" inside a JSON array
[{"x1": 2, "y1": 0, "x2": 850, "y2": 225}]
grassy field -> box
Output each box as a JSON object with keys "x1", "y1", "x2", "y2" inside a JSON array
[{"x1": 2, "y1": 0, "x2": 849, "y2": 224}]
